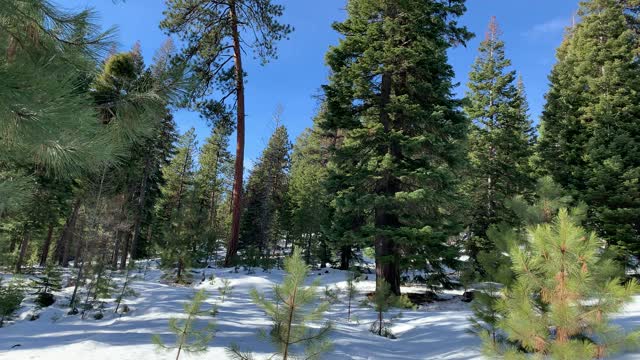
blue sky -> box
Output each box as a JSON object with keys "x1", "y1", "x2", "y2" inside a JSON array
[{"x1": 65, "y1": 0, "x2": 579, "y2": 169}]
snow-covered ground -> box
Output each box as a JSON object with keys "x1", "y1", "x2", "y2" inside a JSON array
[{"x1": 1, "y1": 263, "x2": 640, "y2": 360}]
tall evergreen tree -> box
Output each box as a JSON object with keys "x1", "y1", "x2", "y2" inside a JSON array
[
  {"x1": 464, "y1": 17, "x2": 535, "y2": 263},
  {"x1": 195, "y1": 124, "x2": 233, "y2": 261},
  {"x1": 322, "y1": 0, "x2": 472, "y2": 294},
  {"x1": 155, "y1": 129, "x2": 199, "y2": 282},
  {"x1": 161, "y1": 0, "x2": 292, "y2": 266},
  {"x1": 537, "y1": 0, "x2": 640, "y2": 256},
  {"x1": 239, "y1": 125, "x2": 291, "y2": 266},
  {"x1": 288, "y1": 123, "x2": 332, "y2": 267}
]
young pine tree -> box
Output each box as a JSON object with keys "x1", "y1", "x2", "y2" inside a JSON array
[
  {"x1": 487, "y1": 209, "x2": 640, "y2": 359},
  {"x1": 463, "y1": 17, "x2": 534, "y2": 264},
  {"x1": 321, "y1": 0, "x2": 472, "y2": 295},
  {"x1": 228, "y1": 249, "x2": 331, "y2": 360},
  {"x1": 0, "y1": 278, "x2": 24, "y2": 327},
  {"x1": 152, "y1": 289, "x2": 215, "y2": 360},
  {"x1": 469, "y1": 176, "x2": 575, "y2": 347},
  {"x1": 33, "y1": 265, "x2": 63, "y2": 308},
  {"x1": 218, "y1": 278, "x2": 233, "y2": 303}
]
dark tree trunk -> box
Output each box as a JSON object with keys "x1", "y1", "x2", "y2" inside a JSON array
[
  {"x1": 112, "y1": 230, "x2": 121, "y2": 269},
  {"x1": 226, "y1": 0, "x2": 246, "y2": 267},
  {"x1": 374, "y1": 69, "x2": 401, "y2": 296},
  {"x1": 130, "y1": 154, "x2": 151, "y2": 260},
  {"x1": 119, "y1": 232, "x2": 131, "y2": 270},
  {"x1": 339, "y1": 245, "x2": 351, "y2": 270},
  {"x1": 39, "y1": 223, "x2": 55, "y2": 267},
  {"x1": 15, "y1": 229, "x2": 30, "y2": 273},
  {"x1": 56, "y1": 199, "x2": 81, "y2": 267}
]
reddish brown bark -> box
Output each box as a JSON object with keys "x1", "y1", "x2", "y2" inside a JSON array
[{"x1": 225, "y1": 0, "x2": 246, "y2": 267}]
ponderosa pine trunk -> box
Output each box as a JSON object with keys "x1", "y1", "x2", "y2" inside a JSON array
[
  {"x1": 225, "y1": 0, "x2": 246, "y2": 267},
  {"x1": 39, "y1": 223, "x2": 54, "y2": 267}
]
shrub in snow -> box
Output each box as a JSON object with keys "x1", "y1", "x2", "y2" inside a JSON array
[
  {"x1": 227, "y1": 248, "x2": 332, "y2": 360},
  {"x1": 152, "y1": 289, "x2": 215, "y2": 360}
]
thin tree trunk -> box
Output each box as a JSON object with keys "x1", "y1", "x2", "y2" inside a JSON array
[
  {"x1": 112, "y1": 230, "x2": 121, "y2": 269},
  {"x1": 119, "y1": 232, "x2": 131, "y2": 270},
  {"x1": 39, "y1": 223, "x2": 54, "y2": 267},
  {"x1": 15, "y1": 229, "x2": 30, "y2": 273},
  {"x1": 226, "y1": 0, "x2": 246, "y2": 267},
  {"x1": 130, "y1": 154, "x2": 151, "y2": 260},
  {"x1": 57, "y1": 198, "x2": 81, "y2": 267}
]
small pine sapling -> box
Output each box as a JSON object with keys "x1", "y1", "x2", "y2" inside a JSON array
[
  {"x1": 33, "y1": 265, "x2": 63, "y2": 308},
  {"x1": 468, "y1": 223, "x2": 517, "y2": 346},
  {"x1": 370, "y1": 281, "x2": 397, "y2": 338},
  {"x1": 114, "y1": 262, "x2": 138, "y2": 315},
  {"x1": 323, "y1": 284, "x2": 341, "y2": 304},
  {"x1": 227, "y1": 249, "x2": 332, "y2": 360},
  {"x1": 0, "y1": 278, "x2": 25, "y2": 327},
  {"x1": 152, "y1": 289, "x2": 215, "y2": 360},
  {"x1": 345, "y1": 272, "x2": 359, "y2": 322},
  {"x1": 208, "y1": 272, "x2": 216, "y2": 285},
  {"x1": 218, "y1": 278, "x2": 233, "y2": 303},
  {"x1": 487, "y1": 209, "x2": 640, "y2": 358}
]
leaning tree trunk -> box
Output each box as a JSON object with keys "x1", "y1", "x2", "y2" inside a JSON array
[
  {"x1": 225, "y1": 0, "x2": 246, "y2": 267},
  {"x1": 39, "y1": 223, "x2": 55, "y2": 267}
]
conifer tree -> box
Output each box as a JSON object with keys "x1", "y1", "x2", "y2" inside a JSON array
[
  {"x1": 0, "y1": 278, "x2": 24, "y2": 327},
  {"x1": 161, "y1": 0, "x2": 292, "y2": 266},
  {"x1": 155, "y1": 129, "x2": 199, "y2": 282},
  {"x1": 33, "y1": 265, "x2": 63, "y2": 308},
  {"x1": 464, "y1": 17, "x2": 534, "y2": 263},
  {"x1": 345, "y1": 272, "x2": 358, "y2": 322},
  {"x1": 239, "y1": 125, "x2": 291, "y2": 266},
  {"x1": 469, "y1": 176, "x2": 576, "y2": 347},
  {"x1": 487, "y1": 209, "x2": 640, "y2": 359},
  {"x1": 537, "y1": 0, "x2": 640, "y2": 256},
  {"x1": 288, "y1": 122, "x2": 332, "y2": 267},
  {"x1": 195, "y1": 124, "x2": 233, "y2": 262},
  {"x1": 152, "y1": 289, "x2": 215, "y2": 360},
  {"x1": 322, "y1": 0, "x2": 472, "y2": 294},
  {"x1": 218, "y1": 278, "x2": 233, "y2": 303},
  {"x1": 228, "y1": 248, "x2": 331, "y2": 360}
]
